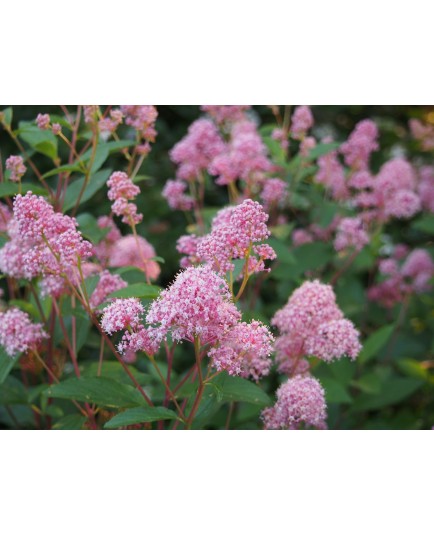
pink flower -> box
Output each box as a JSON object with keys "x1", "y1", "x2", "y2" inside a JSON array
[
  {"x1": 52, "y1": 123, "x2": 62, "y2": 135},
  {"x1": 201, "y1": 105, "x2": 251, "y2": 124},
  {"x1": 0, "y1": 308, "x2": 47, "y2": 357},
  {"x1": 108, "y1": 235, "x2": 160, "y2": 281},
  {"x1": 260, "y1": 178, "x2": 288, "y2": 210},
  {"x1": 117, "y1": 327, "x2": 159, "y2": 356},
  {"x1": 176, "y1": 234, "x2": 203, "y2": 268},
  {"x1": 197, "y1": 199, "x2": 275, "y2": 275},
  {"x1": 418, "y1": 166, "x2": 434, "y2": 212},
  {"x1": 209, "y1": 120, "x2": 271, "y2": 186},
  {"x1": 94, "y1": 216, "x2": 122, "y2": 265},
  {"x1": 101, "y1": 298, "x2": 145, "y2": 335},
  {"x1": 170, "y1": 118, "x2": 225, "y2": 182},
  {"x1": 208, "y1": 320, "x2": 274, "y2": 380},
  {"x1": 120, "y1": 105, "x2": 158, "y2": 143},
  {"x1": 409, "y1": 118, "x2": 434, "y2": 151},
  {"x1": 271, "y1": 128, "x2": 289, "y2": 150},
  {"x1": 316, "y1": 148, "x2": 348, "y2": 200},
  {"x1": 291, "y1": 106, "x2": 314, "y2": 140},
  {"x1": 304, "y1": 319, "x2": 362, "y2": 362},
  {"x1": 36, "y1": 113, "x2": 50, "y2": 130},
  {"x1": 5, "y1": 155, "x2": 26, "y2": 182},
  {"x1": 300, "y1": 136, "x2": 317, "y2": 157},
  {"x1": 401, "y1": 249, "x2": 434, "y2": 292},
  {"x1": 162, "y1": 180, "x2": 194, "y2": 211},
  {"x1": 341, "y1": 119, "x2": 378, "y2": 170},
  {"x1": 146, "y1": 266, "x2": 241, "y2": 346},
  {"x1": 107, "y1": 171, "x2": 142, "y2": 225},
  {"x1": 334, "y1": 217, "x2": 369, "y2": 253},
  {"x1": 89, "y1": 271, "x2": 127, "y2": 309},
  {"x1": 262, "y1": 376, "x2": 327, "y2": 430},
  {"x1": 272, "y1": 280, "x2": 361, "y2": 364},
  {"x1": 0, "y1": 202, "x2": 12, "y2": 232},
  {"x1": 98, "y1": 109, "x2": 123, "y2": 133},
  {"x1": 83, "y1": 105, "x2": 100, "y2": 124},
  {"x1": 292, "y1": 229, "x2": 314, "y2": 246}
]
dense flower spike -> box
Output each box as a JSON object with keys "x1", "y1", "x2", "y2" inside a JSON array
[
  {"x1": 409, "y1": 118, "x2": 434, "y2": 150},
  {"x1": 368, "y1": 247, "x2": 434, "y2": 307},
  {"x1": 89, "y1": 271, "x2": 127, "y2": 309},
  {"x1": 5, "y1": 155, "x2": 26, "y2": 182},
  {"x1": 176, "y1": 234, "x2": 203, "y2": 268},
  {"x1": 120, "y1": 105, "x2": 158, "y2": 145},
  {"x1": 0, "y1": 193, "x2": 93, "y2": 294},
  {"x1": 334, "y1": 217, "x2": 369, "y2": 253},
  {"x1": 0, "y1": 308, "x2": 47, "y2": 357},
  {"x1": 291, "y1": 106, "x2": 314, "y2": 140},
  {"x1": 201, "y1": 105, "x2": 251, "y2": 124},
  {"x1": 209, "y1": 120, "x2": 272, "y2": 186},
  {"x1": 0, "y1": 202, "x2": 12, "y2": 232},
  {"x1": 107, "y1": 171, "x2": 142, "y2": 225},
  {"x1": 146, "y1": 266, "x2": 241, "y2": 346},
  {"x1": 260, "y1": 178, "x2": 288, "y2": 210},
  {"x1": 162, "y1": 180, "x2": 194, "y2": 211},
  {"x1": 262, "y1": 376, "x2": 327, "y2": 430},
  {"x1": 418, "y1": 166, "x2": 434, "y2": 213},
  {"x1": 340, "y1": 119, "x2": 379, "y2": 170},
  {"x1": 197, "y1": 199, "x2": 275, "y2": 274},
  {"x1": 316, "y1": 146, "x2": 348, "y2": 200},
  {"x1": 100, "y1": 298, "x2": 144, "y2": 335},
  {"x1": 272, "y1": 280, "x2": 361, "y2": 365},
  {"x1": 108, "y1": 235, "x2": 160, "y2": 280},
  {"x1": 36, "y1": 113, "x2": 50, "y2": 130},
  {"x1": 98, "y1": 109, "x2": 123, "y2": 133},
  {"x1": 170, "y1": 118, "x2": 225, "y2": 181},
  {"x1": 208, "y1": 320, "x2": 274, "y2": 380}
]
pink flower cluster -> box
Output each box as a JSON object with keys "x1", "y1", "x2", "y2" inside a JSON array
[
  {"x1": 120, "y1": 105, "x2": 158, "y2": 148},
  {"x1": 36, "y1": 113, "x2": 51, "y2": 130},
  {"x1": 5, "y1": 155, "x2": 26, "y2": 182},
  {"x1": 98, "y1": 109, "x2": 123, "y2": 134},
  {"x1": 0, "y1": 202, "x2": 12, "y2": 232},
  {"x1": 94, "y1": 218, "x2": 160, "y2": 281},
  {"x1": 262, "y1": 376, "x2": 327, "y2": 430},
  {"x1": 418, "y1": 166, "x2": 434, "y2": 213},
  {"x1": 162, "y1": 180, "x2": 194, "y2": 211},
  {"x1": 209, "y1": 120, "x2": 272, "y2": 186},
  {"x1": 334, "y1": 217, "x2": 369, "y2": 253},
  {"x1": 201, "y1": 105, "x2": 251, "y2": 124},
  {"x1": 0, "y1": 308, "x2": 47, "y2": 357},
  {"x1": 101, "y1": 298, "x2": 157, "y2": 356},
  {"x1": 189, "y1": 199, "x2": 275, "y2": 275},
  {"x1": 272, "y1": 280, "x2": 361, "y2": 368},
  {"x1": 89, "y1": 270, "x2": 127, "y2": 309},
  {"x1": 316, "y1": 145, "x2": 348, "y2": 200},
  {"x1": 260, "y1": 178, "x2": 288, "y2": 211},
  {"x1": 107, "y1": 171, "x2": 142, "y2": 225},
  {"x1": 409, "y1": 118, "x2": 434, "y2": 151},
  {"x1": 368, "y1": 248, "x2": 434, "y2": 307},
  {"x1": 0, "y1": 192, "x2": 93, "y2": 295},
  {"x1": 208, "y1": 320, "x2": 274, "y2": 381},
  {"x1": 341, "y1": 119, "x2": 379, "y2": 170},
  {"x1": 291, "y1": 106, "x2": 314, "y2": 140},
  {"x1": 146, "y1": 265, "x2": 241, "y2": 347},
  {"x1": 170, "y1": 118, "x2": 225, "y2": 181}
]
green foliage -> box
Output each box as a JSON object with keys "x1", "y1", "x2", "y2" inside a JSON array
[{"x1": 104, "y1": 407, "x2": 178, "y2": 428}]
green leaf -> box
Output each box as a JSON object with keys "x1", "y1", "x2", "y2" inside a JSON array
[
  {"x1": 268, "y1": 237, "x2": 296, "y2": 265},
  {"x1": 18, "y1": 122, "x2": 58, "y2": 160},
  {"x1": 0, "y1": 376, "x2": 28, "y2": 404},
  {"x1": 76, "y1": 213, "x2": 110, "y2": 243},
  {"x1": 321, "y1": 377, "x2": 353, "y2": 404},
  {"x1": 0, "y1": 347, "x2": 20, "y2": 384},
  {"x1": 359, "y1": 325, "x2": 395, "y2": 364},
  {"x1": 1, "y1": 107, "x2": 13, "y2": 128},
  {"x1": 44, "y1": 377, "x2": 148, "y2": 408},
  {"x1": 104, "y1": 407, "x2": 178, "y2": 429},
  {"x1": 291, "y1": 242, "x2": 333, "y2": 277},
  {"x1": 305, "y1": 142, "x2": 340, "y2": 160},
  {"x1": 63, "y1": 168, "x2": 111, "y2": 211},
  {"x1": 53, "y1": 414, "x2": 87, "y2": 430},
  {"x1": 209, "y1": 374, "x2": 271, "y2": 407},
  {"x1": 0, "y1": 182, "x2": 47, "y2": 198},
  {"x1": 412, "y1": 214, "x2": 434, "y2": 235},
  {"x1": 81, "y1": 361, "x2": 151, "y2": 385},
  {"x1": 108, "y1": 283, "x2": 161, "y2": 300},
  {"x1": 81, "y1": 144, "x2": 109, "y2": 173},
  {"x1": 42, "y1": 163, "x2": 83, "y2": 179},
  {"x1": 352, "y1": 378, "x2": 423, "y2": 411}
]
